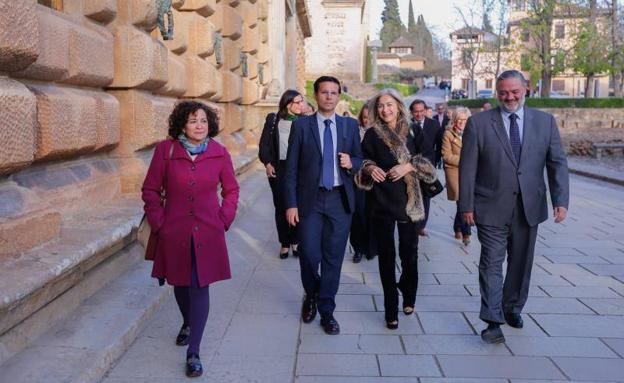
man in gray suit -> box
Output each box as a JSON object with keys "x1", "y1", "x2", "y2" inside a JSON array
[{"x1": 459, "y1": 70, "x2": 569, "y2": 344}]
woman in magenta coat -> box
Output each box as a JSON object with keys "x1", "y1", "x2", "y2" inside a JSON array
[{"x1": 142, "y1": 101, "x2": 239, "y2": 378}]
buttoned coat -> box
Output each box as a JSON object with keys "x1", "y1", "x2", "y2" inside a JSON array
[
  {"x1": 459, "y1": 107, "x2": 569, "y2": 227},
  {"x1": 441, "y1": 128, "x2": 463, "y2": 201},
  {"x1": 142, "y1": 139, "x2": 240, "y2": 287}
]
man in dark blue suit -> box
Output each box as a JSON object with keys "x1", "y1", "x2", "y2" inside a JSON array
[{"x1": 284, "y1": 76, "x2": 363, "y2": 335}]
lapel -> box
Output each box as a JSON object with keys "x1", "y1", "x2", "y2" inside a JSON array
[
  {"x1": 518, "y1": 108, "x2": 533, "y2": 166},
  {"x1": 490, "y1": 107, "x2": 517, "y2": 167},
  {"x1": 336, "y1": 115, "x2": 345, "y2": 154},
  {"x1": 310, "y1": 113, "x2": 322, "y2": 154}
]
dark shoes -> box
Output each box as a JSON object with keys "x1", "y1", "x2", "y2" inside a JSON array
[
  {"x1": 292, "y1": 248, "x2": 300, "y2": 257},
  {"x1": 185, "y1": 353, "x2": 203, "y2": 377},
  {"x1": 279, "y1": 249, "x2": 289, "y2": 259},
  {"x1": 320, "y1": 314, "x2": 340, "y2": 335},
  {"x1": 176, "y1": 324, "x2": 190, "y2": 346},
  {"x1": 481, "y1": 324, "x2": 506, "y2": 344},
  {"x1": 504, "y1": 312, "x2": 524, "y2": 328},
  {"x1": 386, "y1": 319, "x2": 399, "y2": 330},
  {"x1": 301, "y1": 295, "x2": 317, "y2": 323},
  {"x1": 352, "y1": 252, "x2": 363, "y2": 263},
  {"x1": 403, "y1": 306, "x2": 414, "y2": 316}
]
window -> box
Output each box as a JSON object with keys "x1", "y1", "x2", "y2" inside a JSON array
[
  {"x1": 555, "y1": 24, "x2": 565, "y2": 39},
  {"x1": 485, "y1": 79, "x2": 493, "y2": 89},
  {"x1": 38, "y1": 0, "x2": 63, "y2": 10},
  {"x1": 552, "y1": 79, "x2": 565, "y2": 92},
  {"x1": 521, "y1": 54, "x2": 531, "y2": 71}
]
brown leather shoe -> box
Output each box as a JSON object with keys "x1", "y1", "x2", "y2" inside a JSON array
[
  {"x1": 320, "y1": 314, "x2": 340, "y2": 335},
  {"x1": 301, "y1": 295, "x2": 317, "y2": 323}
]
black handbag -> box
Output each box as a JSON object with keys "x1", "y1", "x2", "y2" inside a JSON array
[{"x1": 421, "y1": 179, "x2": 444, "y2": 198}]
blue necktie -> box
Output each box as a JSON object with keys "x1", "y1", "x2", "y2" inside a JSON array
[
  {"x1": 322, "y1": 119, "x2": 334, "y2": 190},
  {"x1": 509, "y1": 113, "x2": 522, "y2": 163}
]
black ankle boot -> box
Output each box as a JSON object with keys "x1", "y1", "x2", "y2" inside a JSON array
[{"x1": 186, "y1": 353, "x2": 203, "y2": 377}]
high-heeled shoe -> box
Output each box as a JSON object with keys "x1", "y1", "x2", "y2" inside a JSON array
[
  {"x1": 454, "y1": 232, "x2": 462, "y2": 240},
  {"x1": 403, "y1": 306, "x2": 414, "y2": 315},
  {"x1": 279, "y1": 248, "x2": 289, "y2": 259},
  {"x1": 462, "y1": 235, "x2": 471, "y2": 246},
  {"x1": 386, "y1": 319, "x2": 399, "y2": 330}
]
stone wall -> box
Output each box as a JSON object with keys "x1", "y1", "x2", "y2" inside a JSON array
[{"x1": 0, "y1": 0, "x2": 310, "y2": 256}]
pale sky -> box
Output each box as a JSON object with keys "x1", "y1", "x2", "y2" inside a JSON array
[{"x1": 368, "y1": 0, "x2": 479, "y2": 47}]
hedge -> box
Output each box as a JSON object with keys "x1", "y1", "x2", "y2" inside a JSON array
[
  {"x1": 448, "y1": 98, "x2": 624, "y2": 108},
  {"x1": 374, "y1": 82, "x2": 419, "y2": 97}
]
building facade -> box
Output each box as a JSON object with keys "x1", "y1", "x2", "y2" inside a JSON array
[{"x1": 450, "y1": 0, "x2": 610, "y2": 97}]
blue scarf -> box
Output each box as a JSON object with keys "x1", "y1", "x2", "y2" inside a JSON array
[{"x1": 178, "y1": 134, "x2": 209, "y2": 155}]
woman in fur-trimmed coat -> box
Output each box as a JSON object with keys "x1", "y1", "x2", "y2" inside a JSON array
[{"x1": 355, "y1": 89, "x2": 437, "y2": 330}]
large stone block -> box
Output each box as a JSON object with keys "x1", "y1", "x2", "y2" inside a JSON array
[
  {"x1": 0, "y1": 0, "x2": 39, "y2": 72},
  {"x1": 83, "y1": 0, "x2": 117, "y2": 24},
  {"x1": 184, "y1": 55, "x2": 219, "y2": 98},
  {"x1": 240, "y1": 1, "x2": 258, "y2": 28},
  {"x1": 241, "y1": 78, "x2": 259, "y2": 105},
  {"x1": 179, "y1": 0, "x2": 217, "y2": 17},
  {"x1": 155, "y1": 53, "x2": 187, "y2": 97},
  {"x1": 257, "y1": 0, "x2": 268, "y2": 20},
  {"x1": 246, "y1": 54, "x2": 258, "y2": 79},
  {"x1": 256, "y1": 42, "x2": 269, "y2": 64},
  {"x1": 116, "y1": 0, "x2": 157, "y2": 31},
  {"x1": 0, "y1": 209, "x2": 61, "y2": 257},
  {"x1": 12, "y1": 6, "x2": 71, "y2": 82},
  {"x1": 109, "y1": 26, "x2": 168, "y2": 90},
  {"x1": 0, "y1": 78, "x2": 36, "y2": 176},
  {"x1": 221, "y1": 102, "x2": 243, "y2": 134},
  {"x1": 62, "y1": 23, "x2": 114, "y2": 87},
  {"x1": 91, "y1": 91, "x2": 120, "y2": 151},
  {"x1": 258, "y1": 20, "x2": 268, "y2": 43},
  {"x1": 109, "y1": 90, "x2": 175, "y2": 155},
  {"x1": 179, "y1": 12, "x2": 215, "y2": 58},
  {"x1": 221, "y1": 5, "x2": 243, "y2": 40},
  {"x1": 27, "y1": 83, "x2": 98, "y2": 161},
  {"x1": 242, "y1": 25, "x2": 259, "y2": 54},
  {"x1": 220, "y1": 71, "x2": 242, "y2": 103},
  {"x1": 222, "y1": 38, "x2": 241, "y2": 71},
  {"x1": 152, "y1": 8, "x2": 188, "y2": 55}
]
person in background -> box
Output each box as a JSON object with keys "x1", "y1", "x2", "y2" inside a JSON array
[
  {"x1": 142, "y1": 101, "x2": 239, "y2": 377},
  {"x1": 441, "y1": 107, "x2": 472, "y2": 245},
  {"x1": 482, "y1": 101, "x2": 493, "y2": 111},
  {"x1": 258, "y1": 90, "x2": 304, "y2": 259},
  {"x1": 425, "y1": 105, "x2": 434, "y2": 119},
  {"x1": 434, "y1": 103, "x2": 450, "y2": 130},
  {"x1": 350, "y1": 103, "x2": 373, "y2": 263},
  {"x1": 409, "y1": 99, "x2": 443, "y2": 236},
  {"x1": 356, "y1": 89, "x2": 437, "y2": 330},
  {"x1": 302, "y1": 98, "x2": 316, "y2": 115}
]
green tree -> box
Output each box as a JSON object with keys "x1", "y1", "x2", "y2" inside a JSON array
[
  {"x1": 380, "y1": 0, "x2": 405, "y2": 50},
  {"x1": 572, "y1": 1, "x2": 610, "y2": 98}
]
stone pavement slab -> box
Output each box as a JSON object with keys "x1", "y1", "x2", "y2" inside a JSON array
[{"x1": 98, "y1": 169, "x2": 624, "y2": 382}]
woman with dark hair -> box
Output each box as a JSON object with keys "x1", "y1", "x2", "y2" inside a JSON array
[
  {"x1": 258, "y1": 89, "x2": 304, "y2": 259},
  {"x1": 349, "y1": 103, "x2": 372, "y2": 263},
  {"x1": 355, "y1": 89, "x2": 437, "y2": 330},
  {"x1": 142, "y1": 101, "x2": 239, "y2": 377}
]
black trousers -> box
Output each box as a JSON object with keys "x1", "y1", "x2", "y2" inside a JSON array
[
  {"x1": 417, "y1": 196, "x2": 431, "y2": 230},
  {"x1": 349, "y1": 188, "x2": 369, "y2": 254},
  {"x1": 268, "y1": 161, "x2": 298, "y2": 247},
  {"x1": 476, "y1": 194, "x2": 538, "y2": 324},
  {"x1": 373, "y1": 216, "x2": 420, "y2": 322}
]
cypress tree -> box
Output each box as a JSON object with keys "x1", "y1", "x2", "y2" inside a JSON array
[{"x1": 379, "y1": 0, "x2": 406, "y2": 51}]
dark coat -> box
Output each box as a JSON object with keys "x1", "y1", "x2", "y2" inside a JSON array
[
  {"x1": 434, "y1": 113, "x2": 450, "y2": 131},
  {"x1": 142, "y1": 139, "x2": 240, "y2": 287},
  {"x1": 284, "y1": 113, "x2": 363, "y2": 217},
  {"x1": 356, "y1": 124, "x2": 436, "y2": 222},
  {"x1": 459, "y1": 107, "x2": 569, "y2": 226},
  {"x1": 411, "y1": 117, "x2": 443, "y2": 165},
  {"x1": 258, "y1": 112, "x2": 281, "y2": 170}
]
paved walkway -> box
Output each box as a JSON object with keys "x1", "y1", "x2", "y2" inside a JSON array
[{"x1": 102, "y1": 164, "x2": 624, "y2": 382}]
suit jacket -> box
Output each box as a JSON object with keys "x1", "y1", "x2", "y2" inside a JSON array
[
  {"x1": 459, "y1": 107, "x2": 569, "y2": 227},
  {"x1": 411, "y1": 117, "x2": 443, "y2": 165},
  {"x1": 435, "y1": 113, "x2": 450, "y2": 130},
  {"x1": 284, "y1": 113, "x2": 363, "y2": 217}
]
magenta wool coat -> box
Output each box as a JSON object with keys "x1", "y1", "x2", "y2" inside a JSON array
[{"x1": 142, "y1": 139, "x2": 240, "y2": 287}]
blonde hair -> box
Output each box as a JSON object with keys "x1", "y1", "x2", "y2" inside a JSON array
[
  {"x1": 369, "y1": 88, "x2": 410, "y2": 136},
  {"x1": 448, "y1": 106, "x2": 471, "y2": 130}
]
